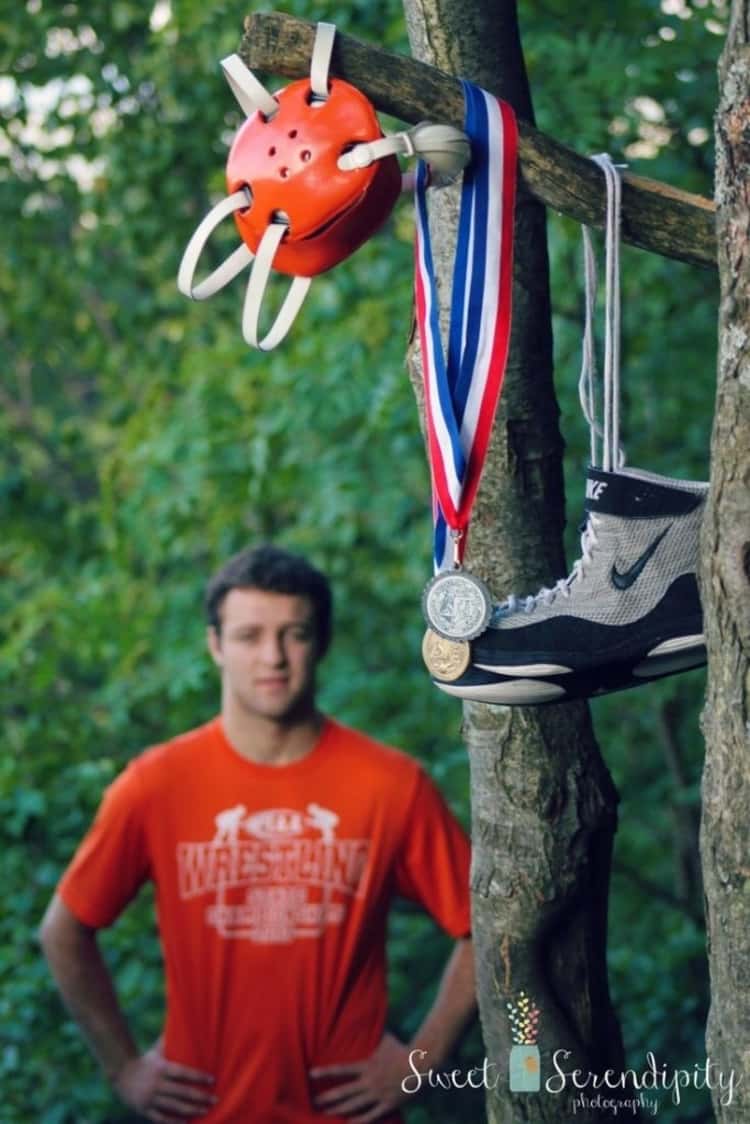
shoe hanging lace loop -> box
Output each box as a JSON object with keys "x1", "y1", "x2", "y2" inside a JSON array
[
  {"x1": 579, "y1": 153, "x2": 626, "y2": 472},
  {"x1": 579, "y1": 226, "x2": 601, "y2": 466}
]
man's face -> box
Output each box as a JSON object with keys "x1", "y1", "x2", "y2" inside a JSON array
[{"x1": 208, "y1": 588, "x2": 319, "y2": 723}]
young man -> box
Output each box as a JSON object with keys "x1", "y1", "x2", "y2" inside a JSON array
[{"x1": 40, "y1": 545, "x2": 475, "y2": 1124}]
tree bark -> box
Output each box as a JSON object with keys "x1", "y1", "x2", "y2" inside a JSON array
[
  {"x1": 400, "y1": 1, "x2": 627, "y2": 1120},
  {"x1": 699, "y1": 4, "x2": 750, "y2": 1119}
]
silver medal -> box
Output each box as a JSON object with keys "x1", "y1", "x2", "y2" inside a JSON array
[{"x1": 422, "y1": 569, "x2": 492, "y2": 641}]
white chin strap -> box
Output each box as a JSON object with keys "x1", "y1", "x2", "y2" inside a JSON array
[
  {"x1": 177, "y1": 20, "x2": 471, "y2": 350},
  {"x1": 177, "y1": 189, "x2": 253, "y2": 301},
  {"x1": 176, "y1": 191, "x2": 311, "y2": 352},
  {"x1": 241, "y1": 225, "x2": 311, "y2": 351}
]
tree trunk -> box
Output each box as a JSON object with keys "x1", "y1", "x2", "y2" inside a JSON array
[
  {"x1": 401, "y1": 1, "x2": 628, "y2": 1120},
  {"x1": 700, "y1": 4, "x2": 750, "y2": 1120}
]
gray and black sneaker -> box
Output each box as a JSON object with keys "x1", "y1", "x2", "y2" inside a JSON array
[{"x1": 432, "y1": 466, "x2": 707, "y2": 705}]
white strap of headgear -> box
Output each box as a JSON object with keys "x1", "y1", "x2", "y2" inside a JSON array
[
  {"x1": 338, "y1": 134, "x2": 413, "y2": 171},
  {"x1": 338, "y1": 121, "x2": 471, "y2": 178},
  {"x1": 221, "y1": 53, "x2": 278, "y2": 119},
  {"x1": 177, "y1": 189, "x2": 254, "y2": 300},
  {"x1": 309, "y1": 22, "x2": 336, "y2": 103},
  {"x1": 242, "y1": 223, "x2": 312, "y2": 351}
]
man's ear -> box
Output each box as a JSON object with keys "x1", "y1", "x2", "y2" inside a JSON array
[{"x1": 207, "y1": 626, "x2": 223, "y2": 668}]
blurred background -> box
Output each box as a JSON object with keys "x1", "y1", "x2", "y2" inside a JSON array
[{"x1": 0, "y1": 1, "x2": 722, "y2": 1120}]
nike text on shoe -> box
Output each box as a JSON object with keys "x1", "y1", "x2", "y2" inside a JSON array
[{"x1": 430, "y1": 466, "x2": 708, "y2": 705}]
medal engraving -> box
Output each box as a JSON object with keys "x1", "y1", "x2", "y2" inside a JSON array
[
  {"x1": 422, "y1": 569, "x2": 492, "y2": 641},
  {"x1": 422, "y1": 630, "x2": 471, "y2": 681}
]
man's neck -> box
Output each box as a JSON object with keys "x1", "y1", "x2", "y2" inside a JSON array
[{"x1": 220, "y1": 696, "x2": 324, "y2": 766}]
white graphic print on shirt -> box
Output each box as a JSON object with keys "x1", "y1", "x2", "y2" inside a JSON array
[{"x1": 176, "y1": 804, "x2": 371, "y2": 944}]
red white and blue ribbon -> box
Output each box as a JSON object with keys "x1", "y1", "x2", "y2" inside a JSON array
[{"x1": 414, "y1": 80, "x2": 517, "y2": 571}]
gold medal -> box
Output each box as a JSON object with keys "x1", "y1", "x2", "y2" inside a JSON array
[{"x1": 421, "y1": 628, "x2": 471, "y2": 681}]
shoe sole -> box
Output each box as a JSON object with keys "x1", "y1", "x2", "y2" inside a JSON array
[
  {"x1": 433, "y1": 637, "x2": 707, "y2": 705},
  {"x1": 475, "y1": 660, "x2": 573, "y2": 676},
  {"x1": 645, "y1": 633, "x2": 703, "y2": 657},
  {"x1": 473, "y1": 634, "x2": 705, "y2": 679},
  {"x1": 633, "y1": 636, "x2": 706, "y2": 678},
  {"x1": 434, "y1": 678, "x2": 567, "y2": 704}
]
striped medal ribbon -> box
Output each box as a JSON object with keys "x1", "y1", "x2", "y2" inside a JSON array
[{"x1": 415, "y1": 80, "x2": 518, "y2": 645}]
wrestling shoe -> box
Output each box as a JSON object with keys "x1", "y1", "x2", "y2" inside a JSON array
[{"x1": 431, "y1": 466, "x2": 707, "y2": 705}]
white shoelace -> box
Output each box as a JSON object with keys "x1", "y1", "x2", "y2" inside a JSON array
[
  {"x1": 496, "y1": 515, "x2": 602, "y2": 617},
  {"x1": 578, "y1": 153, "x2": 626, "y2": 472},
  {"x1": 493, "y1": 154, "x2": 623, "y2": 623}
]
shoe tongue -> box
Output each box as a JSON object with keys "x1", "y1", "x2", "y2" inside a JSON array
[{"x1": 584, "y1": 467, "x2": 702, "y2": 518}]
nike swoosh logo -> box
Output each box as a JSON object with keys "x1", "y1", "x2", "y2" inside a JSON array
[{"x1": 611, "y1": 524, "x2": 672, "y2": 590}]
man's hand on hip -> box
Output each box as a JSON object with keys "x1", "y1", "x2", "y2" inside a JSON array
[
  {"x1": 310, "y1": 1031, "x2": 411, "y2": 1122},
  {"x1": 113, "y1": 1040, "x2": 217, "y2": 1123}
]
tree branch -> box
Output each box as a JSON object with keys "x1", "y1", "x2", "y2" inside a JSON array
[{"x1": 240, "y1": 11, "x2": 716, "y2": 270}]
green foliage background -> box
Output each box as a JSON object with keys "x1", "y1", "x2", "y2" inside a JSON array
[{"x1": 0, "y1": 1, "x2": 722, "y2": 1121}]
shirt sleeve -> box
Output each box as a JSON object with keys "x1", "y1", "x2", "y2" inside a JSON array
[
  {"x1": 58, "y1": 759, "x2": 152, "y2": 929},
  {"x1": 392, "y1": 769, "x2": 471, "y2": 939}
]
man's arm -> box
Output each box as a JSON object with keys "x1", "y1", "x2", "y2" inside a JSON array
[
  {"x1": 39, "y1": 894, "x2": 216, "y2": 1123},
  {"x1": 407, "y1": 935, "x2": 476, "y2": 1065},
  {"x1": 310, "y1": 936, "x2": 476, "y2": 1123}
]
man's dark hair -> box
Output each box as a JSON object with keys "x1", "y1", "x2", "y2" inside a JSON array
[{"x1": 204, "y1": 544, "x2": 333, "y2": 656}]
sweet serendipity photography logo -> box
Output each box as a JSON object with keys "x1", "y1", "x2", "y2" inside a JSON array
[
  {"x1": 501, "y1": 989, "x2": 742, "y2": 1114},
  {"x1": 401, "y1": 985, "x2": 741, "y2": 1115}
]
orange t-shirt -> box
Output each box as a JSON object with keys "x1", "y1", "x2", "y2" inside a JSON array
[{"x1": 59, "y1": 717, "x2": 471, "y2": 1124}]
